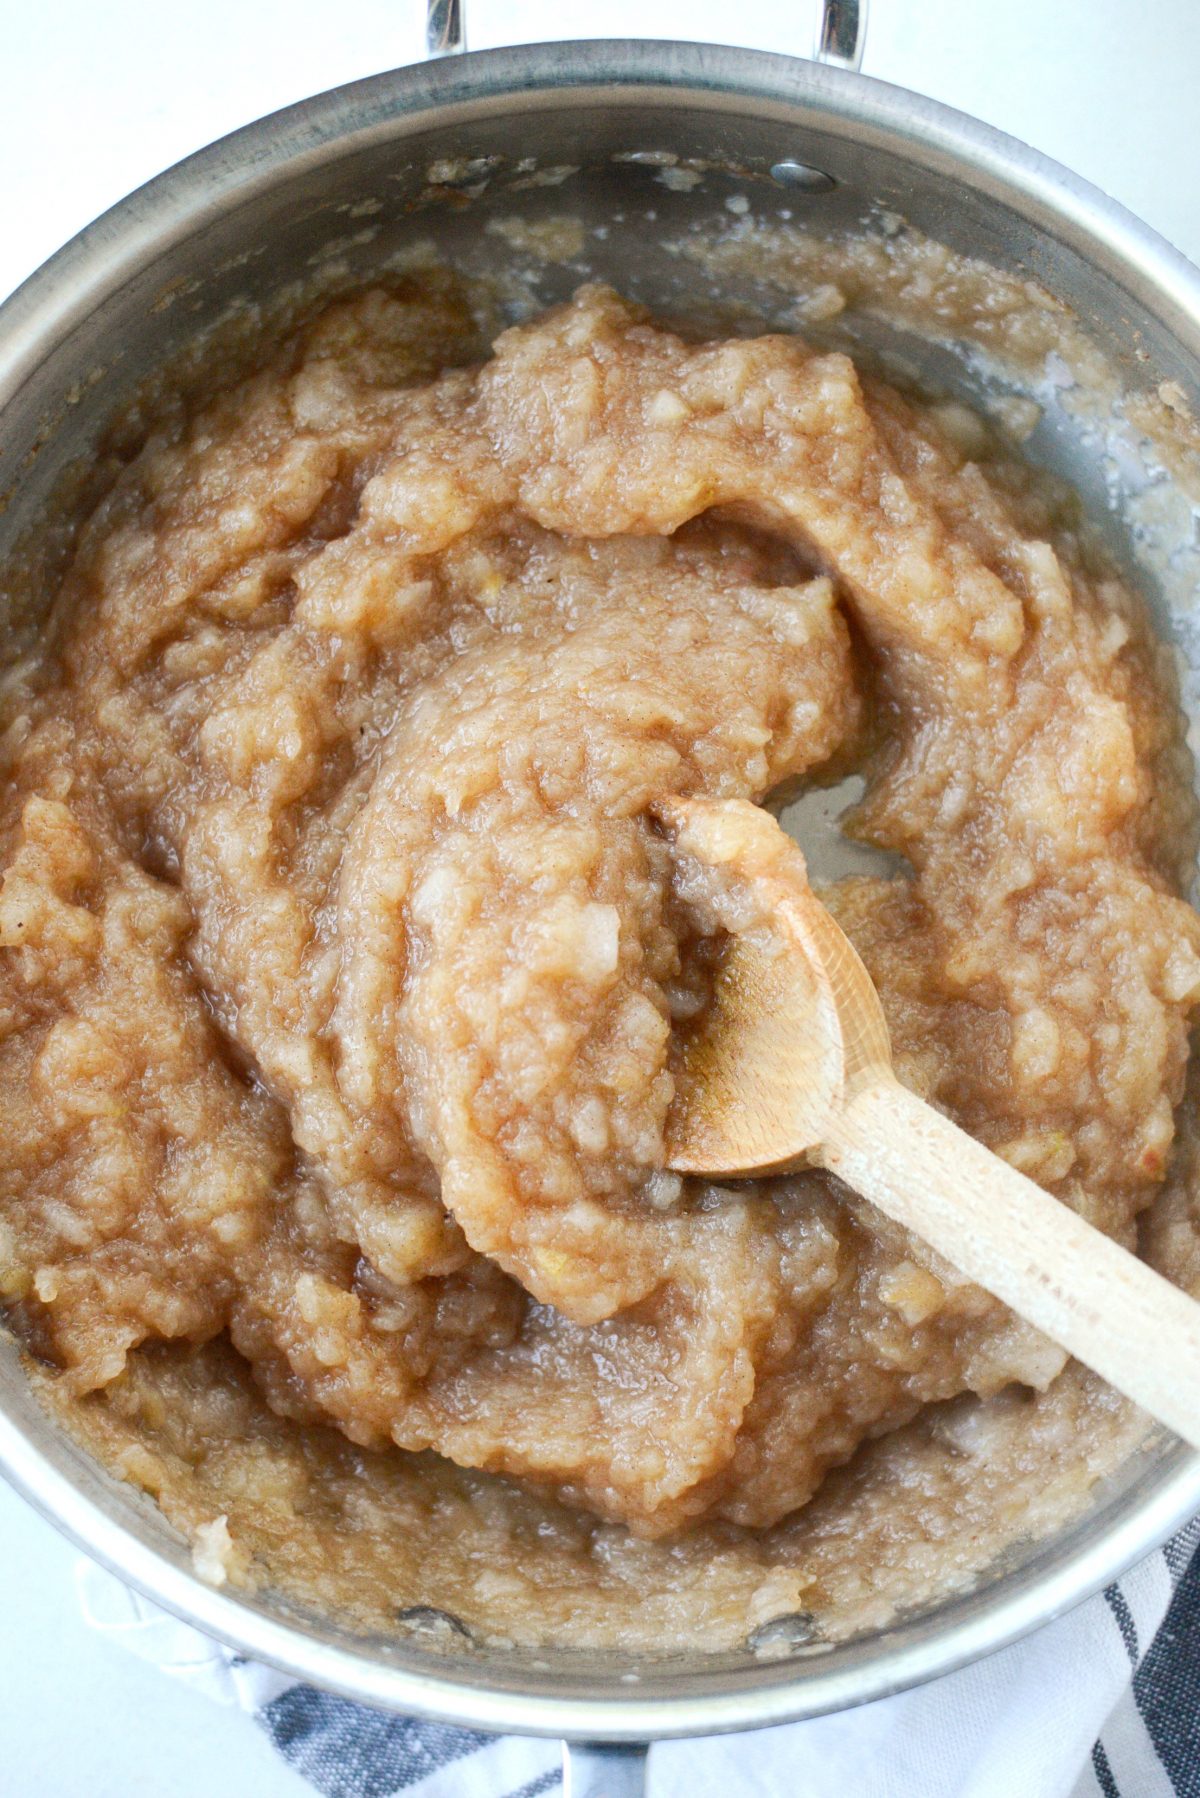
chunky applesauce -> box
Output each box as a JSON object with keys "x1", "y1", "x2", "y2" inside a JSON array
[{"x1": 3, "y1": 272, "x2": 1200, "y2": 1650}]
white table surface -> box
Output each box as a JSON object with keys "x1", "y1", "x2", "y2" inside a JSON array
[{"x1": 3, "y1": 2, "x2": 1199, "y2": 1792}]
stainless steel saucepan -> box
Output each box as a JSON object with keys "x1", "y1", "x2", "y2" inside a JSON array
[{"x1": 3, "y1": 5, "x2": 1200, "y2": 1791}]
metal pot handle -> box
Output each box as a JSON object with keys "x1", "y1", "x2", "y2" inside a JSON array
[
  {"x1": 413, "y1": 5, "x2": 866, "y2": 1791},
  {"x1": 562, "y1": 1740, "x2": 650, "y2": 1796},
  {"x1": 425, "y1": 0, "x2": 868, "y2": 68},
  {"x1": 426, "y1": 0, "x2": 464, "y2": 56},
  {"x1": 814, "y1": 0, "x2": 868, "y2": 68}
]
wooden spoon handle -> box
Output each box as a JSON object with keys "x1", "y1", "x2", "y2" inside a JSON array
[{"x1": 820, "y1": 1075, "x2": 1200, "y2": 1450}]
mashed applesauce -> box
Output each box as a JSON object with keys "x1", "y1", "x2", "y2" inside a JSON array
[{"x1": 3, "y1": 274, "x2": 1200, "y2": 1648}]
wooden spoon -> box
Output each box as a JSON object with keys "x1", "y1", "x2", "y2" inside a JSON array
[{"x1": 656, "y1": 794, "x2": 1200, "y2": 1451}]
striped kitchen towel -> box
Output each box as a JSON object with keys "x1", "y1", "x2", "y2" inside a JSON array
[{"x1": 78, "y1": 1520, "x2": 1200, "y2": 1798}]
